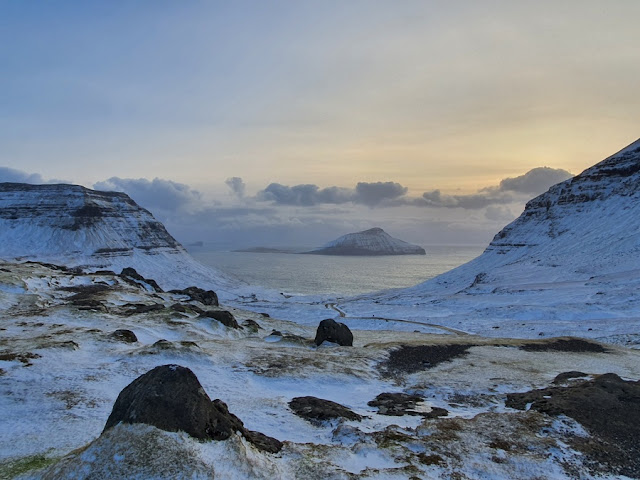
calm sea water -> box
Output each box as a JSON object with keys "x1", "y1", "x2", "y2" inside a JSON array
[{"x1": 189, "y1": 245, "x2": 485, "y2": 296}]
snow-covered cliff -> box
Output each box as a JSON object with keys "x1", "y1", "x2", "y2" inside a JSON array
[
  {"x1": 307, "y1": 227, "x2": 426, "y2": 256},
  {"x1": 341, "y1": 138, "x2": 640, "y2": 342},
  {"x1": 0, "y1": 183, "x2": 234, "y2": 291},
  {"x1": 412, "y1": 137, "x2": 640, "y2": 293}
]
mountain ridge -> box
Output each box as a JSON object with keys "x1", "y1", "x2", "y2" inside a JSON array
[{"x1": 0, "y1": 182, "x2": 236, "y2": 292}]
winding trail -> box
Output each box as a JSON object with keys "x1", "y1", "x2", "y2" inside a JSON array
[{"x1": 325, "y1": 303, "x2": 471, "y2": 336}]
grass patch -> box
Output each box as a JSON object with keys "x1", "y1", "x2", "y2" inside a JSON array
[{"x1": 0, "y1": 454, "x2": 57, "y2": 479}]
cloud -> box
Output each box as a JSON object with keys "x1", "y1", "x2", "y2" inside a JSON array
[
  {"x1": 497, "y1": 167, "x2": 573, "y2": 194},
  {"x1": 94, "y1": 177, "x2": 201, "y2": 212},
  {"x1": 225, "y1": 177, "x2": 246, "y2": 198},
  {"x1": 257, "y1": 183, "x2": 353, "y2": 206},
  {"x1": 354, "y1": 181, "x2": 407, "y2": 206},
  {"x1": 419, "y1": 189, "x2": 514, "y2": 209},
  {"x1": 420, "y1": 167, "x2": 573, "y2": 209},
  {"x1": 256, "y1": 181, "x2": 406, "y2": 207},
  {"x1": 0, "y1": 167, "x2": 45, "y2": 184}
]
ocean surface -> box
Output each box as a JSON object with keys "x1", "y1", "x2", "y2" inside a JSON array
[{"x1": 189, "y1": 245, "x2": 485, "y2": 296}]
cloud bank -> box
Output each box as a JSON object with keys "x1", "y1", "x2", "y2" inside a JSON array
[
  {"x1": 256, "y1": 181, "x2": 407, "y2": 207},
  {"x1": 256, "y1": 167, "x2": 572, "y2": 209},
  {"x1": 419, "y1": 167, "x2": 572, "y2": 209},
  {"x1": 93, "y1": 177, "x2": 202, "y2": 212}
]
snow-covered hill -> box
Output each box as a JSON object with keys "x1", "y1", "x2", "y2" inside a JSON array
[
  {"x1": 0, "y1": 183, "x2": 236, "y2": 292},
  {"x1": 337, "y1": 138, "x2": 640, "y2": 344},
  {"x1": 307, "y1": 227, "x2": 426, "y2": 256}
]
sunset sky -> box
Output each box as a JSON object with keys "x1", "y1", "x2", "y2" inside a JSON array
[{"x1": 1, "y1": 1, "x2": 639, "y2": 247}]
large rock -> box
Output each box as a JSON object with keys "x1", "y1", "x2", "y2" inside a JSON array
[
  {"x1": 120, "y1": 267, "x2": 164, "y2": 293},
  {"x1": 314, "y1": 318, "x2": 353, "y2": 346},
  {"x1": 289, "y1": 396, "x2": 362, "y2": 424},
  {"x1": 200, "y1": 310, "x2": 240, "y2": 329},
  {"x1": 368, "y1": 392, "x2": 448, "y2": 418},
  {"x1": 170, "y1": 286, "x2": 219, "y2": 306},
  {"x1": 103, "y1": 364, "x2": 282, "y2": 453}
]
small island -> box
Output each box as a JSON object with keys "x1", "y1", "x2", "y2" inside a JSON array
[
  {"x1": 232, "y1": 247, "x2": 295, "y2": 254},
  {"x1": 305, "y1": 227, "x2": 426, "y2": 256}
]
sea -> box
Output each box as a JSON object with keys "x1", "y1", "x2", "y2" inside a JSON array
[{"x1": 189, "y1": 245, "x2": 485, "y2": 296}]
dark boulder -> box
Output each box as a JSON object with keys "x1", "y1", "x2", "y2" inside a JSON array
[
  {"x1": 289, "y1": 396, "x2": 362, "y2": 424},
  {"x1": 119, "y1": 303, "x2": 165, "y2": 316},
  {"x1": 552, "y1": 371, "x2": 589, "y2": 384},
  {"x1": 200, "y1": 310, "x2": 240, "y2": 329},
  {"x1": 103, "y1": 365, "x2": 282, "y2": 453},
  {"x1": 368, "y1": 392, "x2": 447, "y2": 418},
  {"x1": 242, "y1": 319, "x2": 262, "y2": 333},
  {"x1": 314, "y1": 319, "x2": 353, "y2": 346},
  {"x1": 170, "y1": 303, "x2": 204, "y2": 315},
  {"x1": 169, "y1": 286, "x2": 219, "y2": 306},
  {"x1": 120, "y1": 267, "x2": 163, "y2": 293},
  {"x1": 111, "y1": 329, "x2": 138, "y2": 343}
]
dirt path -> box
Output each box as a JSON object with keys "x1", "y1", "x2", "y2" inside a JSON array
[{"x1": 325, "y1": 303, "x2": 471, "y2": 336}]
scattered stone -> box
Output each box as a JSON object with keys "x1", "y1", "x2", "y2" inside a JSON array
[
  {"x1": 103, "y1": 364, "x2": 282, "y2": 453},
  {"x1": 422, "y1": 406, "x2": 449, "y2": 419},
  {"x1": 367, "y1": 392, "x2": 448, "y2": 418},
  {"x1": 289, "y1": 396, "x2": 362, "y2": 424},
  {"x1": 152, "y1": 339, "x2": 173, "y2": 350},
  {"x1": 170, "y1": 303, "x2": 204, "y2": 315},
  {"x1": 0, "y1": 352, "x2": 41, "y2": 365},
  {"x1": 170, "y1": 303, "x2": 188, "y2": 313},
  {"x1": 199, "y1": 310, "x2": 240, "y2": 329},
  {"x1": 242, "y1": 319, "x2": 262, "y2": 333},
  {"x1": 260, "y1": 312, "x2": 270, "y2": 318},
  {"x1": 169, "y1": 286, "x2": 219, "y2": 306},
  {"x1": 93, "y1": 270, "x2": 116, "y2": 275},
  {"x1": 111, "y1": 329, "x2": 138, "y2": 343},
  {"x1": 506, "y1": 373, "x2": 640, "y2": 477},
  {"x1": 381, "y1": 344, "x2": 474, "y2": 375},
  {"x1": 552, "y1": 371, "x2": 588, "y2": 384},
  {"x1": 119, "y1": 267, "x2": 163, "y2": 293},
  {"x1": 60, "y1": 284, "x2": 110, "y2": 311},
  {"x1": 120, "y1": 303, "x2": 165, "y2": 315},
  {"x1": 314, "y1": 318, "x2": 353, "y2": 346},
  {"x1": 519, "y1": 338, "x2": 607, "y2": 353}
]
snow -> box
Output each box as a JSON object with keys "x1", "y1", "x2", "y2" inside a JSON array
[{"x1": 1, "y1": 139, "x2": 640, "y2": 478}]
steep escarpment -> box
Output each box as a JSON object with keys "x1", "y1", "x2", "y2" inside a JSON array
[
  {"x1": 0, "y1": 183, "x2": 232, "y2": 291},
  {"x1": 346, "y1": 138, "x2": 640, "y2": 342},
  {"x1": 307, "y1": 228, "x2": 426, "y2": 256},
  {"x1": 411, "y1": 138, "x2": 640, "y2": 293}
]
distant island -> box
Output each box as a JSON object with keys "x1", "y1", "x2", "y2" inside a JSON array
[
  {"x1": 232, "y1": 247, "x2": 297, "y2": 254},
  {"x1": 305, "y1": 227, "x2": 426, "y2": 256}
]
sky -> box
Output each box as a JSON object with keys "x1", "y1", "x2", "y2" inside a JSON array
[{"x1": 1, "y1": 1, "x2": 639, "y2": 248}]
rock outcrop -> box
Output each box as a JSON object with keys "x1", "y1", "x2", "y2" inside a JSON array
[
  {"x1": 307, "y1": 227, "x2": 425, "y2": 256},
  {"x1": 289, "y1": 396, "x2": 362, "y2": 424},
  {"x1": 314, "y1": 318, "x2": 353, "y2": 346},
  {"x1": 506, "y1": 373, "x2": 640, "y2": 477},
  {"x1": 104, "y1": 364, "x2": 282, "y2": 453}
]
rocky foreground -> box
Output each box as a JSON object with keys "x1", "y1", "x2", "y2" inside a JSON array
[{"x1": 1, "y1": 261, "x2": 639, "y2": 479}]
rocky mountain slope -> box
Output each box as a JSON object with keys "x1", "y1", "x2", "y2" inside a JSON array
[
  {"x1": 334, "y1": 138, "x2": 640, "y2": 344},
  {"x1": 307, "y1": 228, "x2": 426, "y2": 256},
  {"x1": 0, "y1": 183, "x2": 234, "y2": 292}
]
